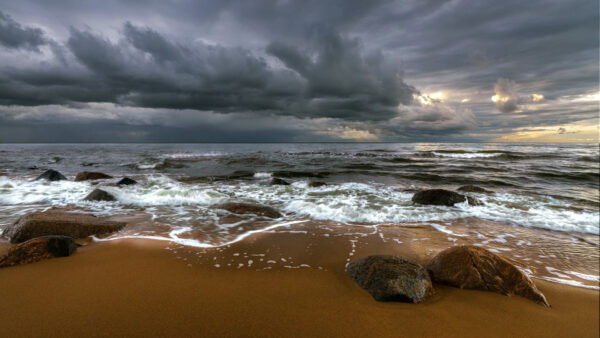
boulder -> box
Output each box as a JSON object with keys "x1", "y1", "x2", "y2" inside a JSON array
[
  {"x1": 308, "y1": 181, "x2": 327, "y2": 188},
  {"x1": 35, "y1": 169, "x2": 67, "y2": 181},
  {"x1": 412, "y1": 189, "x2": 483, "y2": 206},
  {"x1": 0, "y1": 236, "x2": 76, "y2": 268},
  {"x1": 74, "y1": 171, "x2": 112, "y2": 181},
  {"x1": 117, "y1": 177, "x2": 137, "y2": 186},
  {"x1": 84, "y1": 189, "x2": 116, "y2": 202},
  {"x1": 458, "y1": 185, "x2": 490, "y2": 193},
  {"x1": 346, "y1": 255, "x2": 434, "y2": 303},
  {"x1": 427, "y1": 245, "x2": 549, "y2": 306},
  {"x1": 270, "y1": 177, "x2": 291, "y2": 186},
  {"x1": 2, "y1": 209, "x2": 126, "y2": 243},
  {"x1": 212, "y1": 202, "x2": 282, "y2": 218}
]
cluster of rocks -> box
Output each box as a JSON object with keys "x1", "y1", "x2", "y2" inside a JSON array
[
  {"x1": 0, "y1": 208, "x2": 126, "y2": 268},
  {"x1": 346, "y1": 245, "x2": 549, "y2": 307},
  {"x1": 35, "y1": 169, "x2": 138, "y2": 202}
]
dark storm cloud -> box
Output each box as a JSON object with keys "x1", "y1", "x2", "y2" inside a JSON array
[
  {"x1": 0, "y1": 11, "x2": 46, "y2": 51},
  {"x1": 0, "y1": 0, "x2": 598, "y2": 142}
]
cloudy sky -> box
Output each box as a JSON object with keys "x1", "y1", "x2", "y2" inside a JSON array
[{"x1": 0, "y1": 0, "x2": 598, "y2": 142}]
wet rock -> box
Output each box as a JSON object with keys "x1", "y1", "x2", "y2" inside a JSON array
[
  {"x1": 117, "y1": 177, "x2": 137, "y2": 186},
  {"x1": 74, "y1": 171, "x2": 113, "y2": 181},
  {"x1": 346, "y1": 255, "x2": 434, "y2": 303},
  {"x1": 212, "y1": 202, "x2": 282, "y2": 218},
  {"x1": 427, "y1": 245, "x2": 550, "y2": 306},
  {"x1": 308, "y1": 181, "x2": 327, "y2": 188},
  {"x1": 2, "y1": 208, "x2": 126, "y2": 243},
  {"x1": 35, "y1": 169, "x2": 67, "y2": 181},
  {"x1": 412, "y1": 189, "x2": 483, "y2": 206},
  {"x1": 466, "y1": 196, "x2": 484, "y2": 206},
  {"x1": 270, "y1": 177, "x2": 291, "y2": 185},
  {"x1": 84, "y1": 189, "x2": 116, "y2": 202},
  {"x1": 0, "y1": 236, "x2": 76, "y2": 268},
  {"x1": 457, "y1": 185, "x2": 490, "y2": 193}
]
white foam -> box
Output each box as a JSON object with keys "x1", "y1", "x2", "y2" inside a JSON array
[
  {"x1": 432, "y1": 152, "x2": 502, "y2": 159},
  {"x1": 253, "y1": 172, "x2": 273, "y2": 178}
]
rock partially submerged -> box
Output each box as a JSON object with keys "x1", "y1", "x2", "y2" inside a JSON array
[
  {"x1": 211, "y1": 202, "x2": 282, "y2": 218},
  {"x1": 427, "y1": 245, "x2": 549, "y2": 306},
  {"x1": 84, "y1": 189, "x2": 116, "y2": 202},
  {"x1": 74, "y1": 171, "x2": 113, "y2": 181},
  {"x1": 270, "y1": 177, "x2": 290, "y2": 186},
  {"x1": 457, "y1": 185, "x2": 491, "y2": 193},
  {"x1": 308, "y1": 181, "x2": 327, "y2": 188},
  {"x1": 412, "y1": 189, "x2": 483, "y2": 206},
  {"x1": 35, "y1": 169, "x2": 67, "y2": 181},
  {"x1": 346, "y1": 255, "x2": 434, "y2": 303},
  {"x1": 117, "y1": 177, "x2": 137, "y2": 186},
  {"x1": 2, "y1": 209, "x2": 126, "y2": 243},
  {"x1": 0, "y1": 236, "x2": 76, "y2": 268}
]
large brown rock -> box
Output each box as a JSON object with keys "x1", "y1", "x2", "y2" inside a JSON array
[
  {"x1": 211, "y1": 202, "x2": 282, "y2": 218},
  {"x1": 0, "y1": 236, "x2": 76, "y2": 268},
  {"x1": 427, "y1": 245, "x2": 549, "y2": 306},
  {"x1": 2, "y1": 209, "x2": 126, "y2": 243},
  {"x1": 84, "y1": 189, "x2": 116, "y2": 202},
  {"x1": 346, "y1": 255, "x2": 434, "y2": 303},
  {"x1": 74, "y1": 171, "x2": 112, "y2": 181},
  {"x1": 412, "y1": 189, "x2": 483, "y2": 206}
]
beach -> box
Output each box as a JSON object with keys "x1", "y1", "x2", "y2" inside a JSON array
[
  {"x1": 0, "y1": 143, "x2": 598, "y2": 337},
  {"x1": 0, "y1": 231, "x2": 598, "y2": 338}
]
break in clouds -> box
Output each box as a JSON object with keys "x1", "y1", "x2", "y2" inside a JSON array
[{"x1": 0, "y1": 0, "x2": 598, "y2": 142}]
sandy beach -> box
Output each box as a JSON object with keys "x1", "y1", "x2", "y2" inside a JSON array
[{"x1": 0, "y1": 228, "x2": 598, "y2": 338}]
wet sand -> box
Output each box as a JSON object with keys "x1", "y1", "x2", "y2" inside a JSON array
[{"x1": 0, "y1": 229, "x2": 598, "y2": 338}]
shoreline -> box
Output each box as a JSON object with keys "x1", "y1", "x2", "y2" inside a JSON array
[{"x1": 0, "y1": 235, "x2": 598, "y2": 337}]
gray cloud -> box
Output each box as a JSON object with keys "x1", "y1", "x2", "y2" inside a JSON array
[
  {"x1": 0, "y1": 11, "x2": 46, "y2": 51},
  {"x1": 0, "y1": 0, "x2": 598, "y2": 142}
]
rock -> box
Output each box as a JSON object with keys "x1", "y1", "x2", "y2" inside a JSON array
[
  {"x1": 0, "y1": 236, "x2": 76, "y2": 268},
  {"x1": 84, "y1": 189, "x2": 116, "y2": 202},
  {"x1": 35, "y1": 169, "x2": 67, "y2": 181},
  {"x1": 308, "y1": 181, "x2": 327, "y2": 188},
  {"x1": 117, "y1": 177, "x2": 137, "y2": 186},
  {"x1": 270, "y1": 177, "x2": 290, "y2": 185},
  {"x1": 346, "y1": 255, "x2": 434, "y2": 303},
  {"x1": 427, "y1": 245, "x2": 549, "y2": 306},
  {"x1": 412, "y1": 189, "x2": 482, "y2": 206},
  {"x1": 212, "y1": 202, "x2": 282, "y2": 218},
  {"x1": 466, "y1": 196, "x2": 484, "y2": 206},
  {"x1": 74, "y1": 171, "x2": 113, "y2": 181},
  {"x1": 2, "y1": 209, "x2": 126, "y2": 243},
  {"x1": 458, "y1": 185, "x2": 490, "y2": 193}
]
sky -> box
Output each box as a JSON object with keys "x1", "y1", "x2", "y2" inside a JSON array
[{"x1": 0, "y1": 0, "x2": 598, "y2": 143}]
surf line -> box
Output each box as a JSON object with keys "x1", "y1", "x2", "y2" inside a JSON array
[{"x1": 91, "y1": 219, "x2": 309, "y2": 248}]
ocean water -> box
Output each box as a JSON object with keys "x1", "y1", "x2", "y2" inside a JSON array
[{"x1": 0, "y1": 143, "x2": 598, "y2": 288}]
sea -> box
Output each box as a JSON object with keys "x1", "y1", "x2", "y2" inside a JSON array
[{"x1": 0, "y1": 143, "x2": 598, "y2": 288}]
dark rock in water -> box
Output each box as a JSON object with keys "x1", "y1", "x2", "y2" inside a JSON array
[
  {"x1": 0, "y1": 236, "x2": 76, "y2": 268},
  {"x1": 212, "y1": 202, "x2": 282, "y2": 218},
  {"x1": 117, "y1": 177, "x2": 137, "y2": 186},
  {"x1": 427, "y1": 245, "x2": 549, "y2": 307},
  {"x1": 308, "y1": 181, "x2": 327, "y2": 188},
  {"x1": 412, "y1": 189, "x2": 483, "y2": 206},
  {"x1": 270, "y1": 177, "x2": 291, "y2": 185},
  {"x1": 346, "y1": 255, "x2": 434, "y2": 303},
  {"x1": 35, "y1": 169, "x2": 67, "y2": 181},
  {"x1": 74, "y1": 171, "x2": 113, "y2": 181},
  {"x1": 2, "y1": 208, "x2": 126, "y2": 243},
  {"x1": 84, "y1": 189, "x2": 116, "y2": 202},
  {"x1": 457, "y1": 185, "x2": 490, "y2": 193},
  {"x1": 466, "y1": 196, "x2": 484, "y2": 206}
]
